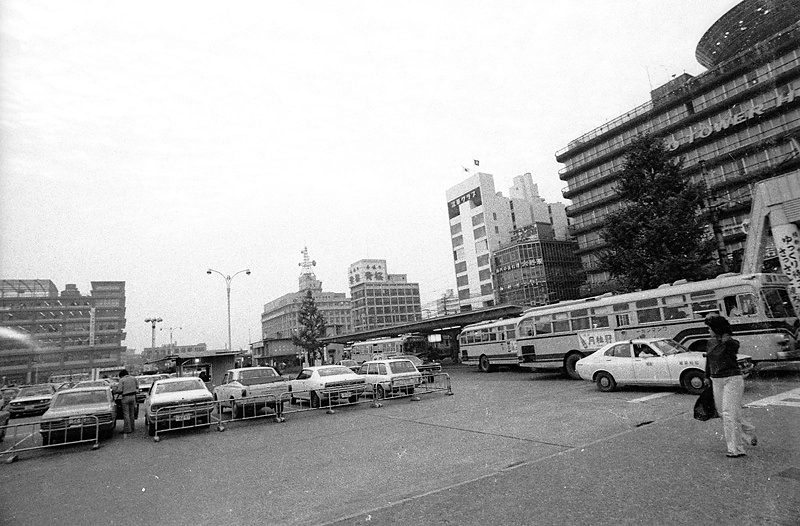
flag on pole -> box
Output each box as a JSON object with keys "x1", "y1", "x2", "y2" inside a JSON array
[{"x1": 474, "y1": 159, "x2": 480, "y2": 166}]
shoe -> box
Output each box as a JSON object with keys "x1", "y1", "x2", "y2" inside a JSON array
[
  {"x1": 726, "y1": 452, "x2": 746, "y2": 458},
  {"x1": 750, "y1": 436, "x2": 758, "y2": 447}
]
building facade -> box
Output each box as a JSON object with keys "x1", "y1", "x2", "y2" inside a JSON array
[
  {"x1": 260, "y1": 249, "x2": 352, "y2": 342},
  {"x1": 493, "y1": 224, "x2": 583, "y2": 307},
  {"x1": 446, "y1": 172, "x2": 570, "y2": 310},
  {"x1": 557, "y1": 0, "x2": 800, "y2": 293},
  {"x1": 348, "y1": 259, "x2": 422, "y2": 331},
  {"x1": 142, "y1": 342, "x2": 208, "y2": 363},
  {"x1": 421, "y1": 289, "x2": 461, "y2": 319},
  {"x1": 0, "y1": 280, "x2": 127, "y2": 385}
]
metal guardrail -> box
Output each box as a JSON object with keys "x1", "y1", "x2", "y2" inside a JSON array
[
  {"x1": 148, "y1": 401, "x2": 214, "y2": 442},
  {"x1": 0, "y1": 415, "x2": 103, "y2": 464}
]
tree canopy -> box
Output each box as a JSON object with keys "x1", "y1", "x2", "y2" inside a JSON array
[
  {"x1": 599, "y1": 133, "x2": 716, "y2": 291},
  {"x1": 291, "y1": 289, "x2": 327, "y2": 364}
]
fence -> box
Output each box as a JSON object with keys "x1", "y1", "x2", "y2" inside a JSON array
[{"x1": 0, "y1": 415, "x2": 103, "y2": 464}]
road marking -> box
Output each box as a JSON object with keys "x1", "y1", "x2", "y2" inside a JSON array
[
  {"x1": 627, "y1": 392, "x2": 675, "y2": 403},
  {"x1": 745, "y1": 387, "x2": 800, "y2": 408}
]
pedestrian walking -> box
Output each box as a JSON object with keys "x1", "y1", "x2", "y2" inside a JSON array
[
  {"x1": 114, "y1": 369, "x2": 138, "y2": 435},
  {"x1": 703, "y1": 313, "x2": 756, "y2": 458}
]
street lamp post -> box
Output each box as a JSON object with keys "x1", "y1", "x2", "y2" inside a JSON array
[
  {"x1": 145, "y1": 317, "x2": 163, "y2": 349},
  {"x1": 207, "y1": 268, "x2": 251, "y2": 351},
  {"x1": 161, "y1": 326, "x2": 182, "y2": 355}
]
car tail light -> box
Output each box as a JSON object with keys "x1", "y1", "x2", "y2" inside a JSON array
[{"x1": 242, "y1": 389, "x2": 247, "y2": 398}]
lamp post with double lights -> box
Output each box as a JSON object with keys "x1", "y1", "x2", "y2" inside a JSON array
[
  {"x1": 145, "y1": 317, "x2": 163, "y2": 349},
  {"x1": 206, "y1": 268, "x2": 251, "y2": 352},
  {"x1": 161, "y1": 326, "x2": 182, "y2": 355}
]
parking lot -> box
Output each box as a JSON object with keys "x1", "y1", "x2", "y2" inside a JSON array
[{"x1": 1, "y1": 365, "x2": 799, "y2": 526}]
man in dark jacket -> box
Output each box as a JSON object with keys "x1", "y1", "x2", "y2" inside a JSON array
[{"x1": 113, "y1": 370, "x2": 138, "y2": 435}]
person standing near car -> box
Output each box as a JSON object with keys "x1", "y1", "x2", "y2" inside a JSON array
[
  {"x1": 703, "y1": 313, "x2": 756, "y2": 458},
  {"x1": 114, "y1": 370, "x2": 138, "y2": 435}
]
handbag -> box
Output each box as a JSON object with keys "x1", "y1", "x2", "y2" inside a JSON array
[{"x1": 693, "y1": 386, "x2": 719, "y2": 421}]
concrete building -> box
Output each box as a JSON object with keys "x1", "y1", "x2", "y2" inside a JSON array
[
  {"x1": 348, "y1": 259, "x2": 422, "y2": 331},
  {"x1": 493, "y1": 223, "x2": 583, "y2": 307},
  {"x1": 0, "y1": 280, "x2": 127, "y2": 385},
  {"x1": 557, "y1": 0, "x2": 800, "y2": 294},
  {"x1": 260, "y1": 248, "x2": 352, "y2": 342},
  {"x1": 446, "y1": 172, "x2": 570, "y2": 310},
  {"x1": 142, "y1": 342, "x2": 208, "y2": 363},
  {"x1": 421, "y1": 289, "x2": 461, "y2": 319}
]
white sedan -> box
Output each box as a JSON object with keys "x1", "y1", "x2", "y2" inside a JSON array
[
  {"x1": 575, "y1": 338, "x2": 754, "y2": 395},
  {"x1": 288, "y1": 365, "x2": 368, "y2": 408},
  {"x1": 143, "y1": 377, "x2": 214, "y2": 436}
]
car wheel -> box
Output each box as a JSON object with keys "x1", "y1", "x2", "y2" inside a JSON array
[
  {"x1": 147, "y1": 417, "x2": 156, "y2": 437},
  {"x1": 563, "y1": 353, "x2": 583, "y2": 380},
  {"x1": 311, "y1": 392, "x2": 321, "y2": 409},
  {"x1": 596, "y1": 371, "x2": 617, "y2": 392},
  {"x1": 682, "y1": 370, "x2": 706, "y2": 395},
  {"x1": 377, "y1": 385, "x2": 387, "y2": 399},
  {"x1": 478, "y1": 355, "x2": 492, "y2": 373},
  {"x1": 231, "y1": 400, "x2": 241, "y2": 419}
]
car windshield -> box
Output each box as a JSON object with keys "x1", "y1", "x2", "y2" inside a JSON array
[
  {"x1": 155, "y1": 379, "x2": 204, "y2": 394},
  {"x1": 389, "y1": 361, "x2": 417, "y2": 373},
  {"x1": 51, "y1": 390, "x2": 109, "y2": 408},
  {"x1": 651, "y1": 339, "x2": 690, "y2": 355},
  {"x1": 18, "y1": 386, "x2": 53, "y2": 397},
  {"x1": 136, "y1": 375, "x2": 158, "y2": 385},
  {"x1": 318, "y1": 366, "x2": 353, "y2": 377}
]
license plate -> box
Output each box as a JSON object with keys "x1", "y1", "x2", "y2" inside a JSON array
[
  {"x1": 69, "y1": 417, "x2": 86, "y2": 425},
  {"x1": 25, "y1": 405, "x2": 35, "y2": 411},
  {"x1": 174, "y1": 414, "x2": 191, "y2": 421}
]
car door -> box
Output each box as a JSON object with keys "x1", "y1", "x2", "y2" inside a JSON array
[
  {"x1": 632, "y1": 343, "x2": 669, "y2": 383},
  {"x1": 216, "y1": 372, "x2": 231, "y2": 399},
  {"x1": 601, "y1": 343, "x2": 635, "y2": 381},
  {"x1": 293, "y1": 370, "x2": 313, "y2": 400}
]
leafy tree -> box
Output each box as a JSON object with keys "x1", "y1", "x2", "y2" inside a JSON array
[
  {"x1": 291, "y1": 290, "x2": 327, "y2": 364},
  {"x1": 599, "y1": 133, "x2": 716, "y2": 291}
]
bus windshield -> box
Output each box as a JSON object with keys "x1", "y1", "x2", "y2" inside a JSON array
[{"x1": 762, "y1": 288, "x2": 797, "y2": 318}]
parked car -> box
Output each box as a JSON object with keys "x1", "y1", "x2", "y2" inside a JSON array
[
  {"x1": 38, "y1": 386, "x2": 116, "y2": 445},
  {"x1": 575, "y1": 338, "x2": 754, "y2": 394},
  {"x1": 357, "y1": 358, "x2": 423, "y2": 399},
  {"x1": 143, "y1": 377, "x2": 214, "y2": 436},
  {"x1": 213, "y1": 366, "x2": 290, "y2": 418},
  {"x1": 335, "y1": 360, "x2": 360, "y2": 373},
  {"x1": 135, "y1": 375, "x2": 161, "y2": 404},
  {"x1": 8, "y1": 384, "x2": 56, "y2": 418},
  {"x1": 288, "y1": 365, "x2": 368, "y2": 408},
  {"x1": 395, "y1": 355, "x2": 442, "y2": 381}
]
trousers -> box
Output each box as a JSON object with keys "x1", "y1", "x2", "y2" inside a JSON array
[
  {"x1": 120, "y1": 395, "x2": 136, "y2": 434},
  {"x1": 712, "y1": 375, "x2": 755, "y2": 455}
]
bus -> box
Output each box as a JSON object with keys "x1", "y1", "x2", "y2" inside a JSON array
[
  {"x1": 459, "y1": 273, "x2": 799, "y2": 377},
  {"x1": 348, "y1": 334, "x2": 428, "y2": 364}
]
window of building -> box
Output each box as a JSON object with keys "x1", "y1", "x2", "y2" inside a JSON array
[
  {"x1": 475, "y1": 239, "x2": 488, "y2": 253},
  {"x1": 477, "y1": 254, "x2": 490, "y2": 267},
  {"x1": 458, "y1": 288, "x2": 471, "y2": 300},
  {"x1": 453, "y1": 248, "x2": 464, "y2": 261},
  {"x1": 473, "y1": 226, "x2": 486, "y2": 239},
  {"x1": 480, "y1": 283, "x2": 493, "y2": 296},
  {"x1": 478, "y1": 269, "x2": 491, "y2": 281},
  {"x1": 455, "y1": 261, "x2": 467, "y2": 273},
  {"x1": 451, "y1": 223, "x2": 462, "y2": 235},
  {"x1": 452, "y1": 235, "x2": 463, "y2": 247}
]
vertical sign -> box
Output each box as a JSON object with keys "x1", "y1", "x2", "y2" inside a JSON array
[{"x1": 89, "y1": 306, "x2": 96, "y2": 347}]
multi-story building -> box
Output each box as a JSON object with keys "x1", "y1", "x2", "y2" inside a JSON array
[
  {"x1": 0, "y1": 280, "x2": 127, "y2": 385},
  {"x1": 557, "y1": 0, "x2": 800, "y2": 294},
  {"x1": 260, "y1": 248, "x2": 352, "y2": 341},
  {"x1": 446, "y1": 172, "x2": 570, "y2": 310},
  {"x1": 493, "y1": 223, "x2": 583, "y2": 307},
  {"x1": 348, "y1": 259, "x2": 422, "y2": 331},
  {"x1": 421, "y1": 289, "x2": 460, "y2": 319}
]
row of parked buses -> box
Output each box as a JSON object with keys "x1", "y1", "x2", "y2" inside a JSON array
[{"x1": 459, "y1": 273, "x2": 800, "y2": 378}]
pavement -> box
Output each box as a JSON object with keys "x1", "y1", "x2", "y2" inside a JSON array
[{"x1": 0, "y1": 364, "x2": 797, "y2": 526}]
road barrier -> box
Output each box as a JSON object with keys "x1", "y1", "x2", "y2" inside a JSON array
[
  {"x1": 147, "y1": 400, "x2": 214, "y2": 441},
  {"x1": 0, "y1": 416, "x2": 103, "y2": 464},
  {"x1": 285, "y1": 382, "x2": 371, "y2": 415},
  {"x1": 214, "y1": 393, "x2": 287, "y2": 432}
]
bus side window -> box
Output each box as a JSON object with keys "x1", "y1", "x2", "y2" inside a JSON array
[{"x1": 519, "y1": 319, "x2": 534, "y2": 337}]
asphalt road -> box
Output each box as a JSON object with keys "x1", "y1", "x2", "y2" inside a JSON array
[{"x1": 0, "y1": 365, "x2": 798, "y2": 526}]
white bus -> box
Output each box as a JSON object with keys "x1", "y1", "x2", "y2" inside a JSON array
[
  {"x1": 459, "y1": 273, "x2": 799, "y2": 376},
  {"x1": 348, "y1": 335, "x2": 427, "y2": 364}
]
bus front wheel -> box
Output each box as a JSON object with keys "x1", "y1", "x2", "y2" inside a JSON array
[
  {"x1": 563, "y1": 352, "x2": 583, "y2": 380},
  {"x1": 478, "y1": 355, "x2": 492, "y2": 373}
]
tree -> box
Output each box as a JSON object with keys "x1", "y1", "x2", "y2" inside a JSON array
[
  {"x1": 292, "y1": 290, "x2": 327, "y2": 365},
  {"x1": 599, "y1": 133, "x2": 716, "y2": 291}
]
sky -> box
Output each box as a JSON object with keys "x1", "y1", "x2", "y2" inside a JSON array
[{"x1": 0, "y1": 0, "x2": 743, "y2": 353}]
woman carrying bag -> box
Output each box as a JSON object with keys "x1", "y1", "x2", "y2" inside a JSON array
[{"x1": 703, "y1": 313, "x2": 756, "y2": 458}]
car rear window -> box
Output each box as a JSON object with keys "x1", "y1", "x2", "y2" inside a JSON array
[
  {"x1": 155, "y1": 379, "x2": 204, "y2": 394},
  {"x1": 389, "y1": 361, "x2": 417, "y2": 373},
  {"x1": 240, "y1": 369, "x2": 278, "y2": 381},
  {"x1": 318, "y1": 366, "x2": 353, "y2": 377},
  {"x1": 51, "y1": 390, "x2": 109, "y2": 408}
]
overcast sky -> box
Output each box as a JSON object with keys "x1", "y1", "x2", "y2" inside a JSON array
[{"x1": 0, "y1": 0, "x2": 742, "y2": 353}]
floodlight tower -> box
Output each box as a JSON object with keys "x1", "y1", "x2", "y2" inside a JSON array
[{"x1": 144, "y1": 317, "x2": 163, "y2": 349}]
